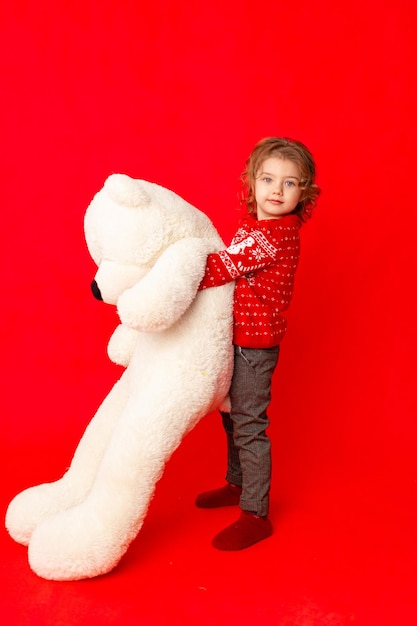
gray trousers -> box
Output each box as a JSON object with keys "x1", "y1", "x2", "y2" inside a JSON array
[{"x1": 221, "y1": 344, "x2": 280, "y2": 517}]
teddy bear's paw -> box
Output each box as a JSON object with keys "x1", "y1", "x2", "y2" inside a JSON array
[
  {"x1": 116, "y1": 287, "x2": 145, "y2": 330},
  {"x1": 117, "y1": 237, "x2": 215, "y2": 333},
  {"x1": 107, "y1": 324, "x2": 139, "y2": 366},
  {"x1": 28, "y1": 503, "x2": 138, "y2": 581},
  {"x1": 5, "y1": 481, "x2": 72, "y2": 545}
]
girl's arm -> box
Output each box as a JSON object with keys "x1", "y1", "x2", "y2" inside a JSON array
[{"x1": 199, "y1": 230, "x2": 278, "y2": 290}]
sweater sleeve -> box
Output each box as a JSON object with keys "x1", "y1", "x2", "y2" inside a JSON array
[{"x1": 199, "y1": 230, "x2": 278, "y2": 290}]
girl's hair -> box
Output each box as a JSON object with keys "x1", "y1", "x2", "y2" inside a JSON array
[{"x1": 241, "y1": 137, "x2": 321, "y2": 220}]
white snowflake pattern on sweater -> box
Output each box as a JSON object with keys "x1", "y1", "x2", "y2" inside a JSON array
[{"x1": 199, "y1": 213, "x2": 301, "y2": 348}]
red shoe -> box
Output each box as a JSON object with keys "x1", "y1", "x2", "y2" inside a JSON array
[
  {"x1": 212, "y1": 511, "x2": 273, "y2": 550},
  {"x1": 195, "y1": 483, "x2": 242, "y2": 508}
]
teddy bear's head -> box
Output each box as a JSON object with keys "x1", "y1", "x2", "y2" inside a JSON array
[{"x1": 84, "y1": 174, "x2": 216, "y2": 305}]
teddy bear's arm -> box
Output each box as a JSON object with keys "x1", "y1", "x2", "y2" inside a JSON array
[{"x1": 117, "y1": 237, "x2": 213, "y2": 332}]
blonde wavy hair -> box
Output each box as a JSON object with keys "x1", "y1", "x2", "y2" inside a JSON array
[{"x1": 241, "y1": 137, "x2": 321, "y2": 221}]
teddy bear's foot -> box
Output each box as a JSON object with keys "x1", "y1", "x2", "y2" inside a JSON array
[
  {"x1": 6, "y1": 480, "x2": 83, "y2": 546},
  {"x1": 27, "y1": 501, "x2": 138, "y2": 581}
]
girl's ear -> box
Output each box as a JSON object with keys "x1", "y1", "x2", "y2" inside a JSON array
[{"x1": 299, "y1": 182, "x2": 309, "y2": 201}]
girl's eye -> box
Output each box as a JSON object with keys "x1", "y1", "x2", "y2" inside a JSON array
[
  {"x1": 285, "y1": 180, "x2": 295, "y2": 187},
  {"x1": 263, "y1": 177, "x2": 272, "y2": 183}
]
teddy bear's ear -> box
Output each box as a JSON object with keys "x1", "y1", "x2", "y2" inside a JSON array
[{"x1": 104, "y1": 174, "x2": 151, "y2": 208}]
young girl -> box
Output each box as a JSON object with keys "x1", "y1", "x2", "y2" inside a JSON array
[{"x1": 196, "y1": 137, "x2": 320, "y2": 550}]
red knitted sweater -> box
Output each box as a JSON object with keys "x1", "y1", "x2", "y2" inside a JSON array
[{"x1": 199, "y1": 213, "x2": 302, "y2": 348}]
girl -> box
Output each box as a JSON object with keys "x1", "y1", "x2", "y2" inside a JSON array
[{"x1": 196, "y1": 137, "x2": 320, "y2": 550}]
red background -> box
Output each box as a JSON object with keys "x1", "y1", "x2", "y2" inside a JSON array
[{"x1": 1, "y1": 1, "x2": 416, "y2": 624}]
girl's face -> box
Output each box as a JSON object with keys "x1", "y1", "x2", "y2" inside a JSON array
[{"x1": 254, "y1": 157, "x2": 303, "y2": 220}]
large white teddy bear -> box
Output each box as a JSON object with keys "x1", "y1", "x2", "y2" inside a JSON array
[{"x1": 6, "y1": 174, "x2": 234, "y2": 581}]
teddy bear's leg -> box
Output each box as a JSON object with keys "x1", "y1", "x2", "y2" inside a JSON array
[
  {"x1": 5, "y1": 372, "x2": 129, "y2": 546},
  {"x1": 27, "y1": 392, "x2": 196, "y2": 581}
]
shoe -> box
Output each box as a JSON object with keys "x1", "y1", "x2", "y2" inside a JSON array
[
  {"x1": 195, "y1": 483, "x2": 242, "y2": 508},
  {"x1": 212, "y1": 510, "x2": 273, "y2": 550}
]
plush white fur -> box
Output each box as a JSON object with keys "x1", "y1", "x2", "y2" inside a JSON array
[{"x1": 5, "y1": 174, "x2": 234, "y2": 581}]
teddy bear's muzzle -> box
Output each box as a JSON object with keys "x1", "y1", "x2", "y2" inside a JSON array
[{"x1": 91, "y1": 280, "x2": 103, "y2": 301}]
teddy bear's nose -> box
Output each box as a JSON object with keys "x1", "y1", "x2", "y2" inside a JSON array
[{"x1": 91, "y1": 280, "x2": 103, "y2": 301}]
